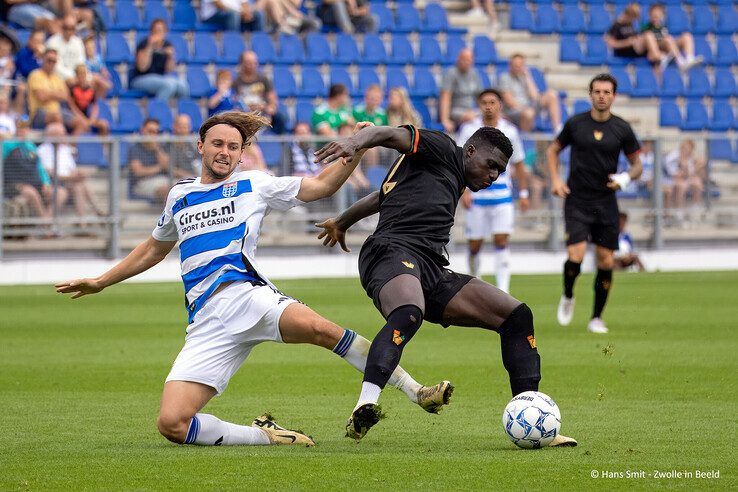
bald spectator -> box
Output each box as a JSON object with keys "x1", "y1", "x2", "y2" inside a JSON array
[
  {"x1": 440, "y1": 48, "x2": 483, "y2": 133},
  {"x1": 127, "y1": 118, "x2": 170, "y2": 203},
  {"x1": 233, "y1": 51, "x2": 286, "y2": 133},
  {"x1": 499, "y1": 53, "x2": 561, "y2": 133},
  {"x1": 45, "y1": 14, "x2": 85, "y2": 83},
  {"x1": 168, "y1": 114, "x2": 201, "y2": 179},
  {"x1": 311, "y1": 83, "x2": 353, "y2": 137},
  {"x1": 130, "y1": 19, "x2": 188, "y2": 101}
]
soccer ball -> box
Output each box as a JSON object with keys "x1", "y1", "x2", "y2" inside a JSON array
[{"x1": 502, "y1": 391, "x2": 561, "y2": 449}]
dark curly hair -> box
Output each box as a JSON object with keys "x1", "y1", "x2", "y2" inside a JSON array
[{"x1": 464, "y1": 127, "x2": 513, "y2": 160}]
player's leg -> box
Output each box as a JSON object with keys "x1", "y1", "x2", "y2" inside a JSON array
[
  {"x1": 468, "y1": 239, "x2": 484, "y2": 277},
  {"x1": 465, "y1": 204, "x2": 486, "y2": 277},
  {"x1": 558, "y1": 199, "x2": 589, "y2": 326},
  {"x1": 490, "y1": 203, "x2": 514, "y2": 294},
  {"x1": 588, "y1": 245, "x2": 614, "y2": 334}
]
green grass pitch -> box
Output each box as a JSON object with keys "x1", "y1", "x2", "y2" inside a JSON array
[{"x1": 1, "y1": 271, "x2": 736, "y2": 490}]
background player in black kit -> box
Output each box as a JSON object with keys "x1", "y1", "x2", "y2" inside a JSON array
[
  {"x1": 314, "y1": 124, "x2": 577, "y2": 446},
  {"x1": 546, "y1": 74, "x2": 642, "y2": 334}
]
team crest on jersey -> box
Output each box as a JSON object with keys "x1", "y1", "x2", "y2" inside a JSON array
[
  {"x1": 222, "y1": 182, "x2": 238, "y2": 198},
  {"x1": 402, "y1": 260, "x2": 415, "y2": 269},
  {"x1": 593, "y1": 130, "x2": 604, "y2": 141}
]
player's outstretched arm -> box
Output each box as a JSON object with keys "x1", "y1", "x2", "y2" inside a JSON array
[
  {"x1": 313, "y1": 126, "x2": 413, "y2": 166},
  {"x1": 55, "y1": 237, "x2": 177, "y2": 298},
  {"x1": 316, "y1": 191, "x2": 380, "y2": 252}
]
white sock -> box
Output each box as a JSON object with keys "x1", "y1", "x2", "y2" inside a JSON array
[
  {"x1": 468, "y1": 252, "x2": 480, "y2": 277},
  {"x1": 495, "y1": 246, "x2": 511, "y2": 293},
  {"x1": 355, "y1": 381, "x2": 382, "y2": 410},
  {"x1": 334, "y1": 330, "x2": 421, "y2": 403},
  {"x1": 185, "y1": 413, "x2": 270, "y2": 446}
]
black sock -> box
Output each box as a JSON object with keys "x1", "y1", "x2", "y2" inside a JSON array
[
  {"x1": 563, "y1": 260, "x2": 581, "y2": 298},
  {"x1": 363, "y1": 305, "x2": 423, "y2": 389},
  {"x1": 498, "y1": 303, "x2": 541, "y2": 396},
  {"x1": 593, "y1": 269, "x2": 613, "y2": 319}
]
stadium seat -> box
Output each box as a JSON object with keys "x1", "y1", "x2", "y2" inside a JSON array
[
  {"x1": 609, "y1": 67, "x2": 632, "y2": 95},
  {"x1": 686, "y1": 67, "x2": 711, "y2": 97},
  {"x1": 372, "y1": 4, "x2": 395, "y2": 32},
  {"x1": 680, "y1": 100, "x2": 708, "y2": 131},
  {"x1": 560, "y1": 36, "x2": 583, "y2": 63},
  {"x1": 708, "y1": 139, "x2": 735, "y2": 161},
  {"x1": 560, "y1": 5, "x2": 586, "y2": 34},
  {"x1": 572, "y1": 98, "x2": 591, "y2": 115},
  {"x1": 277, "y1": 34, "x2": 305, "y2": 65},
  {"x1": 250, "y1": 32, "x2": 276, "y2": 64},
  {"x1": 422, "y1": 3, "x2": 466, "y2": 34},
  {"x1": 76, "y1": 139, "x2": 108, "y2": 167},
  {"x1": 221, "y1": 32, "x2": 246, "y2": 65},
  {"x1": 665, "y1": 6, "x2": 689, "y2": 35},
  {"x1": 305, "y1": 33, "x2": 331, "y2": 65},
  {"x1": 417, "y1": 34, "x2": 442, "y2": 65},
  {"x1": 385, "y1": 67, "x2": 410, "y2": 91},
  {"x1": 105, "y1": 32, "x2": 132, "y2": 64},
  {"x1": 714, "y1": 68, "x2": 737, "y2": 98},
  {"x1": 390, "y1": 35, "x2": 415, "y2": 65},
  {"x1": 473, "y1": 35, "x2": 497, "y2": 66},
  {"x1": 96, "y1": 2, "x2": 112, "y2": 30},
  {"x1": 527, "y1": 67, "x2": 547, "y2": 92},
  {"x1": 691, "y1": 9, "x2": 716, "y2": 34},
  {"x1": 295, "y1": 101, "x2": 314, "y2": 124},
  {"x1": 586, "y1": 5, "x2": 612, "y2": 34},
  {"x1": 114, "y1": 101, "x2": 144, "y2": 133},
  {"x1": 366, "y1": 165, "x2": 387, "y2": 190},
  {"x1": 716, "y1": 5, "x2": 738, "y2": 35},
  {"x1": 659, "y1": 99, "x2": 681, "y2": 127},
  {"x1": 300, "y1": 67, "x2": 326, "y2": 98},
  {"x1": 631, "y1": 67, "x2": 658, "y2": 97},
  {"x1": 330, "y1": 68, "x2": 355, "y2": 96},
  {"x1": 143, "y1": 1, "x2": 170, "y2": 28},
  {"x1": 363, "y1": 34, "x2": 387, "y2": 65},
  {"x1": 147, "y1": 100, "x2": 173, "y2": 132},
  {"x1": 694, "y1": 36, "x2": 714, "y2": 65},
  {"x1": 335, "y1": 33, "x2": 360, "y2": 65},
  {"x1": 413, "y1": 68, "x2": 438, "y2": 97},
  {"x1": 192, "y1": 32, "x2": 218, "y2": 64},
  {"x1": 166, "y1": 33, "x2": 189, "y2": 64},
  {"x1": 186, "y1": 66, "x2": 212, "y2": 98},
  {"x1": 510, "y1": 4, "x2": 534, "y2": 31},
  {"x1": 273, "y1": 66, "x2": 297, "y2": 98},
  {"x1": 357, "y1": 67, "x2": 381, "y2": 95},
  {"x1": 412, "y1": 100, "x2": 443, "y2": 130},
  {"x1": 177, "y1": 99, "x2": 203, "y2": 129},
  {"x1": 660, "y1": 67, "x2": 685, "y2": 97},
  {"x1": 582, "y1": 36, "x2": 608, "y2": 66},
  {"x1": 444, "y1": 34, "x2": 466, "y2": 65},
  {"x1": 172, "y1": 2, "x2": 196, "y2": 31},
  {"x1": 113, "y1": 1, "x2": 143, "y2": 31},
  {"x1": 709, "y1": 99, "x2": 734, "y2": 131},
  {"x1": 259, "y1": 140, "x2": 284, "y2": 169},
  {"x1": 531, "y1": 5, "x2": 560, "y2": 34},
  {"x1": 716, "y1": 36, "x2": 738, "y2": 66},
  {"x1": 395, "y1": 5, "x2": 422, "y2": 32},
  {"x1": 97, "y1": 100, "x2": 114, "y2": 126}
]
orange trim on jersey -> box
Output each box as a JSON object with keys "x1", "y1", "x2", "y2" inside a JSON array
[
  {"x1": 626, "y1": 148, "x2": 641, "y2": 158},
  {"x1": 405, "y1": 125, "x2": 420, "y2": 155}
]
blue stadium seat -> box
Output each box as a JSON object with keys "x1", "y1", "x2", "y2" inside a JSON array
[
  {"x1": 665, "y1": 6, "x2": 689, "y2": 35},
  {"x1": 532, "y1": 5, "x2": 560, "y2": 34},
  {"x1": 77, "y1": 139, "x2": 108, "y2": 167},
  {"x1": 716, "y1": 5, "x2": 738, "y2": 35},
  {"x1": 510, "y1": 4, "x2": 534, "y2": 31},
  {"x1": 114, "y1": 101, "x2": 144, "y2": 133},
  {"x1": 476, "y1": 68, "x2": 492, "y2": 89},
  {"x1": 708, "y1": 139, "x2": 735, "y2": 161},
  {"x1": 97, "y1": 100, "x2": 114, "y2": 126},
  {"x1": 423, "y1": 3, "x2": 466, "y2": 34},
  {"x1": 716, "y1": 36, "x2": 738, "y2": 66},
  {"x1": 277, "y1": 34, "x2": 305, "y2": 65},
  {"x1": 389, "y1": 35, "x2": 415, "y2": 65},
  {"x1": 660, "y1": 67, "x2": 685, "y2": 97},
  {"x1": 686, "y1": 67, "x2": 711, "y2": 97},
  {"x1": 573, "y1": 99, "x2": 591, "y2": 114},
  {"x1": 444, "y1": 34, "x2": 466, "y2": 65},
  {"x1": 372, "y1": 4, "x2": 395, "y2": 32},
  {"x1": 357, "y1": 67, "x2": 381, "y2": 95},
  {"x1": 714, "y1": 68, "x2": 737, "y2": 97},
  {"x1": 586, "y1": 5, "x2": 612, "y2": 34},
  {"x1": 113, "y1": 1, "x2": 143, "y2": 31},
  {"x1": 691, "y1": 9, "x2": 716, "y2": 34},
  {"x1": 417, "y1": 34, "x2": 442, "y2": 65},
  {"x1": 186, "y1": 66, "x2": 211, "y2": 98},
  {"x1": 610, "y1": 67, "x2": 632, "y2": 95},
  {"x1": 147, "y1": 100, "x2": 173, "y2": 132},
  {"x1": 96, "y1": 2, "x2": 112, "y2": 30},
  {"x1": 251, "y1": 32, "x2": 276, "y2": 64},
  {"x1": 177, "y1": 99, "x2": 203, "y2": 129},
  {"x1": 329, "y1": 68, "x2": 355, "y2": 96},
  {"x1": 172, "y1": 2, "x2": 196, "y2": 31},
  {"x1": 560, "y1": 5, "x2": 586, "y2": 34},
  {"x1": 582, "y1": 36, "x2": 608, "y2": 65},
  {"x1": 413, "y1": 67, "x2": 438, "y2": 97},
  {"x1": 259, "y1": 140, "x2": 284, "y2": 169},
  {"x1": 192, "y1": 32, "x2": 218, "y2": 64},
  {"x1": 335, "y1": 33, "x2": 360, "y2": 65},
  {"x1": 659, "y1": 99, "x2": 682, "y2": 127},
  {"x1": 295, "y1": 101, "x2": 314, "y2": 124},
  {"x1": 305, "y1": 33, "x2": 331, "y2": 65},
  {"x1": 396, "y1": 5, "x2": 422, "y2": 32},
  {"x1": 273, "y1": 67, "x2": 297, "y2": 98},
  {"x1": 412, "y1": 100, "x2": 443, "y2": 130},
  {"x1": 143, "y1": 1, "x2": 171, "y2": 28},
  {"x1": 366, "y1": 166, "x2": 387, "y2": 190},
  {"x1": 529, "y1": 67, "x2": 547, "y2": 91},
  {"x1": 473, "y1": 35, "x2": 497, "y2": 66},
  {"x1": 300, "y1": 67, "x2": 326, "y2": 98},
  {"x1": 221, "y1": 32, "x2": 246, "y2": 64},
  {"x1": 681, "y1": 101, "x2": 708, "y2": 131},
  {"x1": 709, "y1": 99, "x2": 734, "y2": 131},
  {"x1": 105, "y1": 32, "x2": 132, "y2": 64},
  {"x1": 560, "y1": 36, "x2": 582, "y2": 63},
  {"x1": 631, "y1": 67, "x2": 658, "y2": 97},
  {"x1": 385, "y1": 67, "x2": 410, "y2": 91},
  {"x1": 166, "y1": 33, "x2": 189, "y2": 64},
  {"x1": 363, "y1": 34, "x2": 387, "y2": 65},
  {"x1": 694, "y1": 36, "x2": 714, "y2": 65}
]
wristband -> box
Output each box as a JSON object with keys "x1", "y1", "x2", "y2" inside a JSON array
[
  {"x1": 518, "y1": 189, "x2": 529, "y2": 199},
  {"x1": 610, "y1": 172, "x2": 631, "y2": 190}
]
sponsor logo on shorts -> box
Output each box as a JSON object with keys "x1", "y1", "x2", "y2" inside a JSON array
[
  {"x1": 222, "y1": 182, "x2": 238, "y2": 197},
  {"x1": 393, "y1": 329, "x2": 405, "y2": 346},
  {"x1": 527, "y1": 335, "x2": 537, "y2": 349},
  {"x1": 593, "y1": 130, "x2": 603, "y2": 141},
  {"x1": 401, "y1": 260, "x2": 415, "y2": 269}
]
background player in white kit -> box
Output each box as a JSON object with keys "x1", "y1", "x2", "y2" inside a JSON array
[
  {"x1": 457, "y1": 89, "x2": 529, "y2": 293},
  {"x1": 56, "y1": 112, "x2": 450, "y2": 447}
]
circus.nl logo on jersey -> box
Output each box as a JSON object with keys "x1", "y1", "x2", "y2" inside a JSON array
[{"x1": 222, "y1": 182, "x2": 238, "y2": 198}]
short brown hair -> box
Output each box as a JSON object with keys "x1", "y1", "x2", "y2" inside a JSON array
[
  {"x1": 198, "y1": 111, "x2": 270, "y2": 148},
  {"x1": 589, "y1": 73, "x2": 618, "y2": 94}
]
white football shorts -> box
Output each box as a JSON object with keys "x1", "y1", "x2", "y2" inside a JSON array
[
  {"x1": 465, "y1": 202, "x2": 515, "y2": 240},
  {"x1": 166, "y1": 280, "x2": 297, "y2": 395}
]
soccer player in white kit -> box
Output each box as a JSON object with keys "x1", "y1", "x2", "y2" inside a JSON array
[
  {"x1": 56, "y1": 112, "x2": 450, "y2": 447},
  {"x1": 457, "y1": 89, "x2": 529, "y2": 293}
]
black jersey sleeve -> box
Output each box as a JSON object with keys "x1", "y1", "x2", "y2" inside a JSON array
[
  {"x1": 555, "y1": 118, "x2": 573, "y2": 149},
  {"x1": 402, "y1": 125, "x2": 457, "y2": 160},
  {"x1": 621, "y1": 122, "x2": 641, "y2": 157}
]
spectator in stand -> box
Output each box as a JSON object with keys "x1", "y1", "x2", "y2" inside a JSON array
[
  {"x1": 318, "y1": 0, "x2": 377, "y2": 34},
  {"x1": 2, "y1": 1, "x2": 60, "y2": 35},
  {"x1": 14, "y1": 28, "x2": 45, "y2": 80},
  {"x1": 642, "y1": 3, "x2": 701, "y2": 71},
  {"x1": 665, "y1": 139, "x2": 706, "y2": 216},
  {"x1": 440, "y1": 48, "x2": 482, "y2": 133},
  {"x1": 168, "y1": 114, "x2": 201, "y2": 179},
  {"x1": 38, "y1": 121, "x2": 103, "y2": 218},
  {"x1": 386, "y1": 87, "x2": 422, "y2": 128},
  {"x1": 28, "y1": 48, "x2": 86, "y2": 135},
  {"x1": 238, "y1": 140, "x2": 268, "y2": 172},
  {"x1": 311, "y1": 83, "x2": 353, "y2": 137},
  {"x1": 208, "y1": 69, "x2": 243, "y2": 116},
  {"x1": 69, "y1": 64, "x2": 109, "y2": 135},
  {"x1": 605, "y1": 4, "x2": 663, "y2": 67},
  {"x1": 499, "y1": 53, "x2": 561, "y2": 133},
  {"x1": 613, "y1": 212, "x2": 645, "y2": 272},
  {"x1": 82, "y1": 34, "x2": 112, "y2": 98},
  {"x1": 201, "y1": 0, "x2": 265, "y2": 32},
  {"x1": 45, "y1": 14, "x2": 85, "y2": 84},
  {"x1": 467, "y1": 0, "x2": 497, "y2": 31},
  {"x1": 289, "y1": 122, "x2": 321, "y2": 176},
  {"x1": 0, "y1": 93, "x2": 19, "y2": 138},
  {"x1": 127, "y1": 118, "x2": 170, "y2": 203},
  {"x1": 129, "y1": 19, "x2": 188, "y2": 101},
  {"x1": 353, "y1": 85, "x2": 387, "y2": 126},
  {"x1": 264, "y1": 0, "x2": 322, "y2": 34},
  {"x1": 0, "y1": 29, "x2": 18, "y2": 82},
  {"x1": 233, "y1": 51, "x2": 286, "y2": 134}
]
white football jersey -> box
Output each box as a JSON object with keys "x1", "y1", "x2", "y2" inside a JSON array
[
  {"x1": 457, "y1": 117, "x2": 525, "y2": 207},
  {"x1": 152, "y1": 170, "x2": 303, "y2": 322}
]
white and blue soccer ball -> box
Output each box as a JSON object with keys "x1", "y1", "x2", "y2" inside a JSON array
[{"x1": 502, "y1": 391, "x2": 561, "y2": 449}]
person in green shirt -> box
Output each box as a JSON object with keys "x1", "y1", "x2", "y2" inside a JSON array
[
  {"x1": 311, "y1": 83, "x2": 354, "y2": 137},
  {"x1": 353, "y1": 85, "x2": 387, "y2": 127}
]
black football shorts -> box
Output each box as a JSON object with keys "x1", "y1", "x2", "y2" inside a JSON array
[{"x1": 564, "y1": 197, "x2": 619, "y2": 250}]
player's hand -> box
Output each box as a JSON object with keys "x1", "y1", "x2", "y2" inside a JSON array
[
  {"x1": 519, "y1": 197, "x2": 530, "y2": 212},
  {"x1": 314, "y1": 137, "x2": 359, "y2": 166},
  {"x1": 315, "y1": 218, "x2": 350, "y2": 252},
  {"x1": 551, "y1": 178, "x2": 570, "y2": 197},
  {"x1": 55, "y1": 278, "x2": 104, "y2": 299},
  {"x1": 461, "y1": 190, "x2": 472, "y2": 210},
  {"x1": 352, "y1": 121, "x2": 373, "y2": 135}
]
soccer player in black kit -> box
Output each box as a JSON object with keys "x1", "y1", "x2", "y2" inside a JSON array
[
  {"x1": 546, "y1": 74, "x2": 642, "y2": 334},
  {"x1": 313, "y1": 124, "x2": 577, "y2": 446}
]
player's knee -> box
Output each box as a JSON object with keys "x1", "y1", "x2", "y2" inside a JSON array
[
  {"x1": 499, "y1": 303, "x2": 534, "y2": 337},
  {"x1": 156, "y1": 412, "x2": 190, "y2": 443}
]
